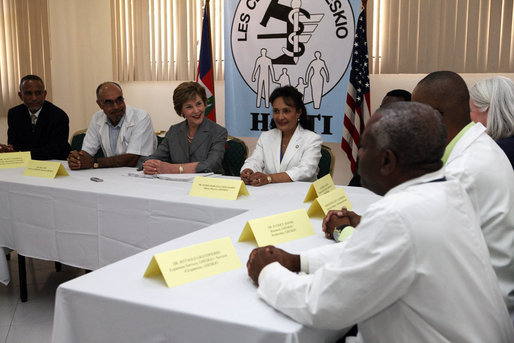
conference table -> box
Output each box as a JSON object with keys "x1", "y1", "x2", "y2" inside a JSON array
[{"x1": 0, "y1": 164, "x2": 381, "y2": 342}]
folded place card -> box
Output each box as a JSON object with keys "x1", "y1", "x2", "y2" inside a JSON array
[
  {"x1": 143, "y1": 237, "x2": 242, "y2": 288},
  {"x1": 304, "y1": 174, "x2": 336, "y2": 202},
  {"x1": 238, "y1": 208, "x2": 315, "y2": 246},
  {"x1": 189, "y1": 176, "x2": 249, "y2": 200},
  {"x1": 307, "y1": 187, "x2": 352, "y2": 218},
  {"x1": 0, "y1": 151, "x2": 31, "y2": 169},
  {"x1": 22, "y1": 160, "x2": 69, "y2": 178}
]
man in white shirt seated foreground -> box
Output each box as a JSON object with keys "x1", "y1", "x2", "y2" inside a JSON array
[
  {"x1": 68, "y1": 81, "x2": 157, "y2": 169},
  {"x1": 247, "y1": 101, "x2": 514, "y2": 343}
]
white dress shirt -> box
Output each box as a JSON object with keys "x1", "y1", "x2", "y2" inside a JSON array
[
  {"x1": 445, "y1": 122, "x2": 514, "y2": 324},
  {"x1": 257, "y1": 170, "x2": 514, "y2": 342},
  {"x1": 241, "y1": 125, "x2": 322, "y2": 182},
  {"x1": 82, "y1": 105, "x2": 157, "y2": 158}
]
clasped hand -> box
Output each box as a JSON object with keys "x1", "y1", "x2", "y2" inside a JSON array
[
  {"x1": 247, "y1": 245, "x2": 300, "y2": 285},
  {"x1": 322, "y1": 207, "x2": 361, "y2": 240},
  {"x1": 240, "y1": 168, "x2": 269, "y2": 186},
  {"x1": 67, "y1": 150, "x2": 94, "y2": 170}
]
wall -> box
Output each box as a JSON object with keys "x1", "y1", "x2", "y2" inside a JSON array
[{"x1": 0, "y1": 0, "x2": 512, "y2": 185}]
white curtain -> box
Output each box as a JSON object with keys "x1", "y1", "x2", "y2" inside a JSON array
[
  {"x1": 112, "y1": 0, "x2": 224, "y2": 81},
  {"x1": 0, "y1": 0, "x2": 52, "y2": 117},
  {"x1": 368, "y1": 0, "x2": 514, "y2": 74}
]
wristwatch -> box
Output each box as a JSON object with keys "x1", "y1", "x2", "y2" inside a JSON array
[
  {"x1": 93, "y1": 158, "x2": 99, "y2": 169},
  {"x1": 179, "y1": 164, "x2": 183, "y2": 174},
  {"x1": 267, "y1": 175, "x2": 272, "y2": 184},
  {"x1": 332, "y1": 224, "x2": 355, "y2": 242}
]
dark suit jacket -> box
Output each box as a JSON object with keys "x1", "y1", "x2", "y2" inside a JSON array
[
  {"x1": 7, "y1": 101, "x2": 71, "y2": 160},
  {"x1": 144, "y1": 118, "x2": 227, "y2": 173}
]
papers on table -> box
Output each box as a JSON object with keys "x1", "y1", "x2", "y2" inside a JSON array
[{"x1": 128, "y1": 171, "x2": 213, "y2": 182}]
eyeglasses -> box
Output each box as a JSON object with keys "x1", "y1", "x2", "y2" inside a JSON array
[{"x1": 101, "y1": 96, "x2": 124, "y2": 107}]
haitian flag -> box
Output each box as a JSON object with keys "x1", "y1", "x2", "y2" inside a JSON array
[{"x1": 197, "y1": 0, "x2": 216, "y2": 122}]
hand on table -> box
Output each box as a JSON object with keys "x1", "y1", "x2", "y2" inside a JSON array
[
  {"x1": 143, "y1": 159, "x2": 164, "y2": 175},
  {"x1": 67, "y1": 150, "x2": 94, "y2": 170},
  {"x1": 247, "y1": 245, "x2": 300, "y2": 285},
  {"x1": 0, "y1": 144, "x2": 14, "y2": 153},
  {"x1": 322, "y1": 207, "x2": 361, "y2": 240}
]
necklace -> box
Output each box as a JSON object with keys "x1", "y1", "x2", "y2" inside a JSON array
[{"x1": 187, "y1": 135, "x2": 194, "y2": 144}]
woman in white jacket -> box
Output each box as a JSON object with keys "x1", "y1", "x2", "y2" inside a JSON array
[{"x1": 240, "y1": 86, "x2": 322, "y2": 186}]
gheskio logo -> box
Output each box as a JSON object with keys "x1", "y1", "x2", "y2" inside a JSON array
[{"x1": 231, "y1": 0, "x2": 355, "y2": 109}]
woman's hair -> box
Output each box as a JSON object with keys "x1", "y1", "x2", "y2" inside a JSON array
[
  {"x1": 269, "y1": 86, "x2": 312, "y2": 130},
  {"x1": 469, "y1": 76, "x2": 514, "y2": 140},
  {"x1": 173, "y1": 82, "x2": 208, "y2": 117}
]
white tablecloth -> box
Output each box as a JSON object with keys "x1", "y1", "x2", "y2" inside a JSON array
[
  {"x1": 0, "y1": 165, "x2": 313, "y2": 284},
  {"x1": 52, "y1": 186, "x2": 380, "y2": 343}
]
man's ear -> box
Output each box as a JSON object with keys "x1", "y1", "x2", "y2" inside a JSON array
[
  {"x1": 380, "y1": 149, "x2": 397, "y2": 176},
  {"x1": 96, "y1": 99, "x2": 102, "y2": 109}
]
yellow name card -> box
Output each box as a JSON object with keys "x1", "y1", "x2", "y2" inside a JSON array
[
  {"x1": 304, "y1": 174, "x2": 336, "y2": 202},
  {"x1": 239, "y1": 208, "x2": 315, "y2": 246},
  {"x1": 144, "y1": 237, "x2": 242, "y2": 288},
  {"x1": 189, "y1": 176, "x2": 249, "y2": 200},
  {"x1": 0, "y1": 151, "x2": 31, "y2": 169},
  {"x1": 22, "y1": 160, "x2": 69, "y2": 178},
  {"x1": 307, "y1": 187, "x2": 353, "y2": 218}
]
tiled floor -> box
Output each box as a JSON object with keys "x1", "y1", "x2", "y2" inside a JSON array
[{"x1": 0, "y1": 253, "x2": 85, "y2": 343}]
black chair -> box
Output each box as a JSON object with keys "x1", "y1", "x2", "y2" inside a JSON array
[
  {"x1": 70, "y1": 129, "x2": 104, "y2": 158},
  {"x1": 155, "y1": 130, "x2": 166, "y2": 145},
  {"x1": 317, "y1": 144, "x2": 335, "y2": 179},
  {"x1": 222, "y1": 135, "x2": 248, "y2": 176}
]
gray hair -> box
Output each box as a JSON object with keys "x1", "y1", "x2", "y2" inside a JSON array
[
  {"x1": 372, "y1": 102, "x2": 447, "y2": 168},
  {"x1": 469, "y1": 76, "x2": 514, "y2": 140},
  {"x1": 96, "y1": 81, "x2": 123, "y2": 100}
]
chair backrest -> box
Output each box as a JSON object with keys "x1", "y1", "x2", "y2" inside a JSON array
[
  {"x1": 317, "y1": 144, "x2": 335, "y2": 179},
  {"x1": 155, "y1": 130, "x2": 166, "y2": 145},
  {"x1": 70, "y1": 129, "x2": 104, "y2": 158},
  {"x1": 222, "y1": 135, "x2": 248, "y2": 176}
]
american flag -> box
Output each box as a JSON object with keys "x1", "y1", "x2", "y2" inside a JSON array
[
  {"x1": 196, "y1": 0, "x2": 216, "y2": 122},
  {"x1": 341, "y1": 7, "x2": 370, "y2": 174}
]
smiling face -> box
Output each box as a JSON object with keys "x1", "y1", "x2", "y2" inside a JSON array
[
  {"x1": 96, "y1": 83, "x2": 126, "y2": 126},
  {"x1": 18, "y1": 80, "x2": 47, "y2": 113},
  {"x1": 181, "y1": 95, "x2": 205, "y2": 128},
  {"x1": 272, "y1": 96, "x2": 301, "y2": 136}
]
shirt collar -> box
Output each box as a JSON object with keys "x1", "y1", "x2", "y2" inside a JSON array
[
  {"x1": 27, "y1": 105, "x2": 43, "y2": 119},
  {"x1": 105, "y1": 114, "x2": 125, "y2": 129},
  {"x1": 386, "y1": 168, "x2": 446, "y2": 196},
  {"x1": 441, "y1": 122, "x2": 475, "y2": 164}
]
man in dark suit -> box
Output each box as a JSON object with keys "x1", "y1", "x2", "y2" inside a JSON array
[{"x1": 0, "y1": 75, "x2": 70, "y2": 160}]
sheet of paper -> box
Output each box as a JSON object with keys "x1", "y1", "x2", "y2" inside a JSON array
[
  {"x1": 143, "y1": 237, "x2": 242, "y2": 288},
  {"x1": 239, "y1": 209, "x2": 315, "y2": 246},
  {"x1": 189, "y1": 176, "x2": 249, "y2": 200},
  {"x1": 304, "y1": 174, "x2": 336, "y2": 202},
  {"x1": 307, "y1": 187, "x2": 352, "y2": 217},
  {"x1": 22, "y1": 160, "x2": 69, "y2": 178},
  {"x1": 0, "y1": 151, "x2": 31, "y2": 169}
]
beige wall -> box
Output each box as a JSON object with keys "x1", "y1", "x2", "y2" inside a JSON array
[{"x1": 0, "y1": 0, "x2": 512, "y2": 185}]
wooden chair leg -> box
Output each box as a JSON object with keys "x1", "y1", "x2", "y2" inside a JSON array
[{"x1": 17, "y1": 254, "x2": 28, "y2": 302}]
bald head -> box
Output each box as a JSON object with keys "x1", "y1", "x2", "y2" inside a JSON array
[
  {"x1": 412, "y1": 71, "x2": 470, "y2": 142},
  {"x1": 359, "y1": 102, "x2": 447, "y2": 195}
]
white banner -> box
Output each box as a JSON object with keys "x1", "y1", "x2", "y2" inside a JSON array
[{"x1": 225, "y1": 0, "x2": 361, "y2": 142}]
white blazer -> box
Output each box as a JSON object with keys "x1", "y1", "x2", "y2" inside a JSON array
[
  {"x1": 241, "y1": 125, "x2": 322, "y2": 182},
  {"x1": 445, "y1": 122, "x2": 514, "y2": 324},
  {"x1": 82, "y1": 105, "x2": 157, "y2": 157}
]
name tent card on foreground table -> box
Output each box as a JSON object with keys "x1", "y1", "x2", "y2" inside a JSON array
[
  {"x1": 304, "y1": 174, "x2": 336, "y2": 202},
  {"x1": 307, "y1": 188, "x2": 352, "y2": 218},
  {"x1": 189, "y1": 176, "x2": 249, "y2": 200},
  {"x1": 144, "y1": 237, "x2": 242, "y2": 288},
  {"x1": 239, "y1": 209, "x2": 315, "y2": 247},
  {"x1": 0, "y1": 151, "x2": 31, "y2": 169},
  {"x1": 23, "y1": 160, "x2": 69, "y2": 178}
]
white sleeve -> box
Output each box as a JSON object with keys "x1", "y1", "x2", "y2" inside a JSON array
[
  {"x1": 125, "y1": 112, "x2": 157, "y2": 156},
  {"x1": 257, "y1": 207, "x2": 415, "y2": 330},
  {"x1": 240, "y1": 134, "x2": 266, "y2": 173},
  {"x1": 81, "y1": 114, "x2": 101, "y2": 156},
  {"x1": 285, "y1": 132, "x2": 322, "y2": 181}
]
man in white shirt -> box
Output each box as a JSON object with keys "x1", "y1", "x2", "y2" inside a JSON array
[
  {"x1": 68, "y1": 82, "x2": 156, "y2": 169},
  {"x1": 411, "y1": 71, "x2": 514, "y2": 324},
  {"x1": 247, "y1": 102, "x2": 514, "y2": 342}
]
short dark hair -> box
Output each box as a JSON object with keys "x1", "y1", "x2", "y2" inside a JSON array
[
  {"x1": 373, "y1": 101, "x2": 447, "y2": 170},
  {"x1": 20, "y1": 75, "x2": 45, "y2": 91},
  {"x1": 385, "y1": 89, "x2": 411, "y2": 101},
  {"x1": 172, "y1": 82, "x2": 208, "y2": 117},
  {"x1": 269, "y1": 86, "x2": 311, "y2": 130},
  {"x1": 96, "y1": 81, "x2": 123, "y2": 100}
]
